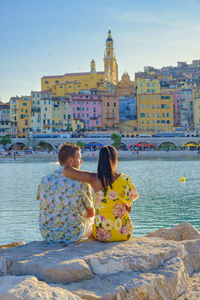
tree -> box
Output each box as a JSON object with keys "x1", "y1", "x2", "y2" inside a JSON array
[
  {"x1": 111, "y1": 134, "x2": 122, "y2": 148},
  {"x1": 76, "y1": 141, "x2": 86, "y2": 149},
  {"x1": 0, "y1": 136, "x2": 12, "y2": 150}
]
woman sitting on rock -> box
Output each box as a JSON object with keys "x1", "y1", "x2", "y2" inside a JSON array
[{"x1": 62, "y1": 145, "x2": 139, "y2": 242}]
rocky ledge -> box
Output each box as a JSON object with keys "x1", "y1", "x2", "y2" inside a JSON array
[{"x1": 0, "y1": 223, "x2": 200, "y2": 299}]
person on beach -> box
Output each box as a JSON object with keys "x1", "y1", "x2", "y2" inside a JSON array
[
  {"x1": 37, "y1": 143, "x2": 95, "y2": 244},
  {"x1": 62, "y1": 145, "x2": 139, "y2": 242}
]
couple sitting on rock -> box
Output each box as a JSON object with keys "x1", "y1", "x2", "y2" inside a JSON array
[{"x1": 37, "y1": 142, "x2": 138, "y2": 244}]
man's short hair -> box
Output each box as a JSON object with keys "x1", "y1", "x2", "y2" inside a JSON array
[{"x1": 58, "y1": 143, "x2": 80, "y2": 166}]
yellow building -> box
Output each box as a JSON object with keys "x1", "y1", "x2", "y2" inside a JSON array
[
  {"x1": 41, "y1": 30, "x2": 118, "y2": 96},
  {"x1": 193, "y1": 88, "x2": 200, "y2": 133},
  {"x1": 15, "y1": 96, "x2": 32, "y2": 137},
  {"x1": 71, "y1": 118, "x2": 84, "y2": 131},
  {"x1": 51, "y1": 98, "x2": 63, "y2": 132},
  {"x1": 137, "y1": 93, "x2": 174, "y2": 133},
  {"x1": 136, "y1": 78, "x2": 160, "y2": 95}
]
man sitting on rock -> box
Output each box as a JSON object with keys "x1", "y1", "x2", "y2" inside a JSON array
[{"x1": 37, "y1": 142, "x2": 94, "y2": 244}]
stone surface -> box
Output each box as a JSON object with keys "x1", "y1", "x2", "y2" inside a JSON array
[
  {"x1": 146, "y1": 222, "x2": 200, "y2": 241},
  {"x1": 0, "y1": 275, "x2": 81, "y2": 300},
  {"x1": 0, "y1": 223, "x2": 199, "y2": 299},
  {"x1": 178, "y1": 272, "x2": 200, "y2": 300}
]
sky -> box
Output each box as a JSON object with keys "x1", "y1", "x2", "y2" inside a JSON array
[{"x1": 1, "y1": 0, "x2": 200, "y2": 102}]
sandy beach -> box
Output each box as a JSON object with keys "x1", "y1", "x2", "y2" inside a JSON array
[{"x1": 0, "y1": 150, "x2": 200, "y2": 162}]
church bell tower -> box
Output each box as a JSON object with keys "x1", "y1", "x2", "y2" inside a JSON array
[{"x1": 104, "y1": 29, "x2": 118, "y2": 85}]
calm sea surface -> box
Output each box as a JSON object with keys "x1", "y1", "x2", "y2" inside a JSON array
[{"x1": 0, "y1": 159, "x2": 200, "y2": 244}]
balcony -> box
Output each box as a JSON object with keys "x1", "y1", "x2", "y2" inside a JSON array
[{"x1": 106, "y1": 116, "x2": 115, "y2": 119}]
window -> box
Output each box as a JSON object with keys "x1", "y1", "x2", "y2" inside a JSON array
[
  {"x1": 147, "y1": 104, "x2": 149, "y2": 109},
  {"x1": 147, "y1": 113, "x2": 149, "y2": 117},
  {"x1": 107, "y1": 102, "x2": 110, "y2": 107},
  {"x1": 45, "y1": 81, "x2": 49, "y2": 84},
  {"x1": 55, "y1": 80, "x2": 59, "y2": 84},
  {"x1": 141, "y1": 104, "x2": 144, "y2": 109},
  {"x1": 140, "y1": 113, "x2": 145, "y2": 117},
  {"x1": 157, "y1": 113, "x2": 160, "y2": 117},
  {"x1": 152, "y1": 113, "x2": 155, "y2": 118},
  {"x1": 152, "y1": 104, "x2": 155, "y2": 109},
  {"x1": 114, "y1": 102, "x2": 116, "y2": 107},
  {"x1": 157, "y1": 104, "x2": 160, "y2": 108}
]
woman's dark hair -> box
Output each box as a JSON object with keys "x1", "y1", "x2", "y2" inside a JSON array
[{"x1": 97, "y1": 145, "x2": 117, "y2": 190}]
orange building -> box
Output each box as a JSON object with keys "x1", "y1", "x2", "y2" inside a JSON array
[{"x1": 102, "y1": 95, "x2": 119, "y2": 131}]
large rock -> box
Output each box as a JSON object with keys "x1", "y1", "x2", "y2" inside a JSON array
[
  {"x1": 0, "y1": 223, "x2": 199, "y2": 299},
  {"x1": 146, "y1": 222, "x2": 200, "y2": 241},
  {"x1": 0, "y1": 275, "x2": 81, "y2": 300},
  {"x1": 178, "y1": 272, "x2": 200, "y2": 300}
]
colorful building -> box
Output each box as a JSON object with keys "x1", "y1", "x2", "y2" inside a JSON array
[
  {"x1": 137, "y1": 93, "x2": 174, "y2": 133},
  {"x1": 17, "y1": 96, "x2": 32, "y2": 136},
  {"x1": 41, "y1": 30, "x2": 118, "y2": 97},
  {"x1": 0, "y1": 103, "x2": 10, "y2": 135},
  {"x1": 102, "y1": 94, "x2": 119, "y2": 131},
  {"x1": 52, "y1": 97, "x2": 63, "y2": 132},
  {"x1": 172, "y1": 91, "x2": 181, "y2": 127},
  {"x1": 10, "y1": 97, "x2": 19, "y2": 135},
  {"x1": 136, "y1": 77, "x2": 160, "y2": 95},
  {"x1": 70, "y1": 92, "x2": 102, "y2": 131},
  {"x1": 62, "y1": 98, "x2": 72, "y2": 131},
  {"x1": 31, "y1": 91, "x2": 42, "y2": 133},
  {"x1": 193, "y1": 87, "x2": 200, "y2": 134},
  {"x1": 40, "y1": 91, "x2": 52, "y2": 132},
  {"x1": 179, "y1": 89, "x2": 194, "y2": 130}
]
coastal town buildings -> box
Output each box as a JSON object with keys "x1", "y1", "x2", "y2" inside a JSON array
[
  {"x1": 137, "y1": 93, "x2": 174, "y2": 133},
  {"x1": 2, "y1": 28, "x2": 200, "y2": 137}
]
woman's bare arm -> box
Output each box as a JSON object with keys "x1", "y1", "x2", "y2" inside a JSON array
[{"x1": 62, "y1": 167, "x2": 96, "y2": 186}]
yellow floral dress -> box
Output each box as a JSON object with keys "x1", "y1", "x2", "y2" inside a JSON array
[{"x1": 93, "y1": 173, "x2": 138, "y2": 242}]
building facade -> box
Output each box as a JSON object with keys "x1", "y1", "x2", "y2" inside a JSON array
[
  {"x1": 193, "y1": 87, "x2": 200, "y2": 134},
  {"x1": 102, "y1": 94, "x2": 119, "y2": 131},
  {"x1": 41, "y1": 30, "x2": 118, "y2": 97},
  {"x1": 0, "y1": 103, "x2": 10, "y2": 135},
  {"x1": 115, "y1": 72, "x2": 135, "y2": 97},
  {"x1": 70, "y1": 92, "x2": 102, "y2": 131},
  {"x1": 137, "y1": 93, "x2": 174, "y2": 133}
]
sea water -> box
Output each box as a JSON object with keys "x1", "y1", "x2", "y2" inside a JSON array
[{"x1": 0, "y1": 159, "x2": 199, "y2": 244}]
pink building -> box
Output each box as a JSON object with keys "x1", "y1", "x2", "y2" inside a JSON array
[
  {"x1": 70, "y1": 92, "x2": 102, "y2": 130},
  {"x1": 172, "y1": 92, "x2": 181, "y2": 126}
]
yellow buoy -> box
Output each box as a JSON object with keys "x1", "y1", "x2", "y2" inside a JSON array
[{"x1": 180, "y1": 177, "x2": 186, "y2": 182}]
